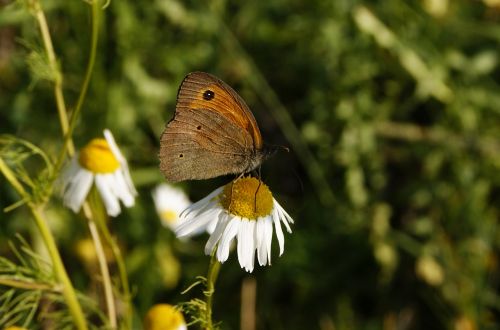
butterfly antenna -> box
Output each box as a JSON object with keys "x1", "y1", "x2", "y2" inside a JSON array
[
  {"x1": 264, "y1": 143, "x2": 289, "y2": 157},
  {"x1": 279, "y1": 145, "x2": 290, "y2": 153}
]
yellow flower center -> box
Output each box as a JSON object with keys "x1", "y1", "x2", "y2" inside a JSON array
[
  {"x1": 160, "y1": 210, "x2": 178, "y2": 224},
  {"x1": 78, "y1": 138, "x2": 120, "y2": 173},
  {"x1": 219, "y1": 177, "x2": 273, "y2": 219},
  {"x1": 144, "y1": 304, "x2": 185, "y2": 330}
]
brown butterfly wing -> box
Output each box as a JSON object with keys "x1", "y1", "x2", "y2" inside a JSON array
[
  {"x1": 159, "y1": 72, "x2": 263, "y2": 182},
  {"x1": 177, "y1": 72, "x2": 263, "y2": 150},
  {"x1": 160, "y1": 108, "x2": 254, "y2": 182}
]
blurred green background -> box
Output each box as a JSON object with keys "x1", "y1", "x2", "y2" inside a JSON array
[{"x1": 2, "y1": 0, "x2": 500, "y2": 328}]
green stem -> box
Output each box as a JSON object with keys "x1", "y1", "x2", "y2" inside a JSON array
[
  {"x1": 205, "y1": 253, "x2": 221, "y2": 329},
  {"x1": 70, "y1": 0, "x2": 99, "y2": 131},
  {"x1": 32, "y1": 0, "x2": 75, "y2": 157},
  {"x1": 55, "y1": 0, "x2": 100, "y2": 171},
  {"x1": 31, "y1": 208, "x2": 88, "y2": 330},
  {"x1": 0, "y1": 158, "x2": 88, "y2": 330},
  {"x1": 82, "y1": 202, "x2": 117, "y2": 329},
  {"x1": 92, "y1": 196, "x2": 132, "y2": 330}
]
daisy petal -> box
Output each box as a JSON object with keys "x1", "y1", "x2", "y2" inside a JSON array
[
  {"x1": 246, "y1": 221, "x2": 256, "y2": 272},
  {"x1": 104, "y1": 129, "x2": 137, "y2": 196},
  {"x1": 237, "y1": 219, "x2": 256, "y2": 272},
  {"x1": 95, "y1": 174, "x2": 121, "y2": 217},
  {"x1": 64, "y1": 169, "x2": 93, "y2": 213},
  {"x1": 112, "y1": 170, "x2": 135, "y2": 207},
  {"x1": 180, "y1": 187, "x2": 222, "y2": 218},
  {"x1": 275, "y1": 199, "x2": 294, "y2": 224},
  {"x1": 256, "y1": 218, "x2": 267, "y2": 266},
  {"x1": 59, "y1": 157, "x2": 80, "y2": 193},
  {"x1": 216, "y1": 217, "x2": 240, "y2": 262},
  {"x1": 275, "y1": 202, "x2": 293, "y2": 233},
  {"x1": 204, "y1": 212, "x2": 228, "y2": 255},
  {"x1": 176, "y1": 208, "x2": 221, "y2": 238},
  {"x1": 264, "y1": 217, "x2": 274, "y2": 264},
  {"x1": 273, "y1": 207, "x2": 285, "y2": 256}
]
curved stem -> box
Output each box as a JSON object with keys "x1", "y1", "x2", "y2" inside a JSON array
[
  {"x1": 205, "y1": 253, "x2": 221, "y2": 329},
  {"x1": 94, "y1": 212, "x2": 132, "y2": 330},
  {"x1": 34, "y1": 0, "x2": 100, "y2": 181},
  {"x1": 56, "y1": 0, "x2": 99, "y2": 170},
  {"x1": 0, "y1": 157, "x2": 88, "y2": 330},
  {"x1": 71, "y1": 0, "x2": 100, "y2": 130},
  {"x1": 32, "y1": 0, "x2": 74, "y2": 157},
  {"x1": 28, "y1": 1, "x2": 114, "y2": 328},
  {"x1": 55, "y1": 0, "x2": 100, "y2": 171},
  {"x1": 83, "y1": 201, "x2": 117, "y2": 329}
]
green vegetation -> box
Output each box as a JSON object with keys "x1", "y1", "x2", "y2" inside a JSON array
[{"x1": 1, "y1": 0, "x2": 500, "y2": 328}]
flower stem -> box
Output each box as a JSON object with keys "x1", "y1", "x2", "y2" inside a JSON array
[
  {"x1": 82, "y1": 201, "x2": 117, "y2": 329},
  {"x1": 53, "y1": 0, "x2": 101, "y2": 172},
  {"x1": 96, "y1": 218, "x2": 132, "y2": 330},
  {"x1": 205, "y1": 253, "x2": 221, "y2": 329},
  {"x1": 70, "y1": 0, "x2": 99, "y2": 132},
  {"x1": 0, "y1": 157, "x2": 88, "y2": 330},
  {"x1": 31, "y1": 1, "x2": 115, "y2": 327},
  {"x1": 32, "y1": 0, "x2": 74, "y2": 157},
  {"x1": 91, "y1": 190, "x2": 132, "y2": 330}
]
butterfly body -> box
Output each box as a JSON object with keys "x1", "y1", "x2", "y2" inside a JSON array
[{"x1": 159, "y1": 72, "x2": 273, "y2": 182}]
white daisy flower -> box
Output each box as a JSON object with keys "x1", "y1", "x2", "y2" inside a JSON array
[
  {"x1": 176, "y1": 177, "x2": 294, "y2": 273},
  {"x1": 60, "y1": 129, "x2": 137, "y2": 217},
  {"x1": 152, "y1": 183, "x2": 192, "y2": 231}
]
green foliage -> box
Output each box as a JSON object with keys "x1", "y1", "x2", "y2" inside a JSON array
[
  {"x1": 0, "y1": 237, "x2": 107, "y2": 329},
  {"x1": 0, "y1": 289, "x2": 41, "y2": 328},
  {"x1": 0, "y1": 135, "x2": 54, "y2": 208},
  {"x1": 2, "y1": 0, "x2": 500, "y2": 329}
]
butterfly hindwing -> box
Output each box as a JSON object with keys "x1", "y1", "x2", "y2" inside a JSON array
[{"x1": 160, "y1": 107, "x2": 254, "y2": 182}]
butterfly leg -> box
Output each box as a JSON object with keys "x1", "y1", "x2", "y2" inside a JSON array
[
  {"x1": 254, "y1": 180, "x2": 262, "y2": 213},
  {"x1": 253, "y1": 166, "x2": 263, "y2": 213},
  {"x1": 228, "y1": 172, "x2": 248, "y2": 213}
]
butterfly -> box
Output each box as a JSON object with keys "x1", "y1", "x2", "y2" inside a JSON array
[{"x1": 159, "y1": 72, "x2": 276, "y2": 182}]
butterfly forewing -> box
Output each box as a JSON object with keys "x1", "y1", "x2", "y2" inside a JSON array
[
  {"x1": 159, "y1": 72, "x2": 266, "y2": 182},
  {"x1": 177, "y1": 72, "x2": 263, "y2": 150}
]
